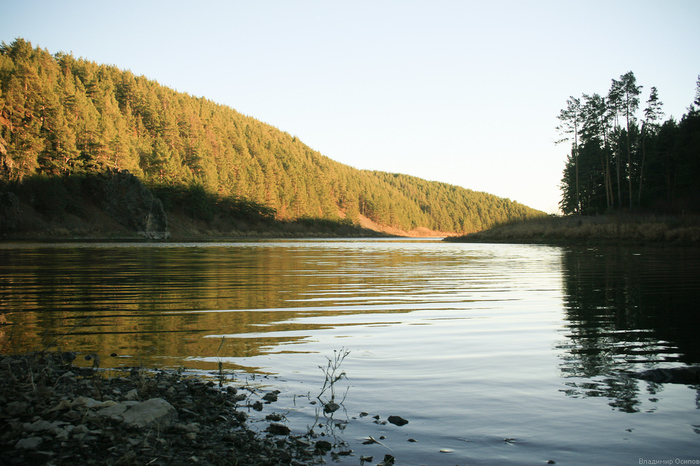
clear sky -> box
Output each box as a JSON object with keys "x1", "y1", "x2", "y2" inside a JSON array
[{"x1": 2, "y1": 0, "x2": 699, "y2": 213}]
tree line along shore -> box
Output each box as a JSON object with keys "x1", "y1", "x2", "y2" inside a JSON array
[
  {"x1": 555, "y1": 71, "x2": 700, "y2": 217},
  {"x1": 451, "y1": 71, "x2": 700, "y2": 246}
]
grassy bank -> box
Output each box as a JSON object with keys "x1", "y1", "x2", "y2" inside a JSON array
[{"x1": 445, "y1": 214, "x2": 700, "y2": 245}]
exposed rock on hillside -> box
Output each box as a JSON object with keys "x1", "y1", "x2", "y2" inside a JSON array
[
  {"x1": 0, "y1": 191, "x2": 20, "y2": 231},
  {"x1": 100, "y1": 170, "x2": 170, "y2": 240}
]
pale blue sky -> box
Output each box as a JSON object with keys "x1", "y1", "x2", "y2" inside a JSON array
[{"x1": 2, "y1": 0, "x2": 699, "y2": 213}]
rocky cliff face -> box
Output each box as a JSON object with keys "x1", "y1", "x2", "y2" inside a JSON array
[{"x1": 100, "y1": 171, "x2": 170, "y2": 239}]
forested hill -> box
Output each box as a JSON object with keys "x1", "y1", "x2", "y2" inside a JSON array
[{"x1": 0, "y1": 39, "x2": 543, "y2": 234}]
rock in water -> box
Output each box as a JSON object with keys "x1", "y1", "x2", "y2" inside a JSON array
[
  {"x1": 315, "y1": 440, "x2": 332, "y2": 453},
  {"x1": 631, "y1": 366, "x2": 700, "y2": 384},
  {"x1": 100, "y1": 170, "x2": 170, "y2": 239},
  {"x1": 387, "y1": 415, "x2": 408, "y2": 426},
  {"x1": 323, "y1": 401, "x2": 340, "y2": 414},
  {"x1": 265, "y1": 423, "x2": 291, "y2": 435}
]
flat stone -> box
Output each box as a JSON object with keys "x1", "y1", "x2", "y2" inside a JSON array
[
  {"x1": 97, "y1": 401, "x2": 137, "y2": 420},
  {"x1": 71, "y1": 396, "x2": 102, "y2": 409},
  {"x1": 121, "y1": 398, "x2": 177, "y2": 429},
  {"x1": 24, "y1": 420, "x2": 66, "y2": 432},
  {"x1": 16, "y1": 436, "x2": 43, "y2": 450}
]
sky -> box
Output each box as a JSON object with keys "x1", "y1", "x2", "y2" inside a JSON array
[{"x1": 2, "y1": 0, "x2": 699, "y2": 214}]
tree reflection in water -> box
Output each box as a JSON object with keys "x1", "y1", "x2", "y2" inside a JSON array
[{"x1": 556, "y1": 246, "x2": 700, "y2": 412}]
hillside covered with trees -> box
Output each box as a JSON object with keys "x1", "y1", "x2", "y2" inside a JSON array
[
  {"x1": 0, "y1": 39, "x2": 542, "y2": 237},
  {"x1": 556, "y1": 71, "x2": 700, "y2": 215}
]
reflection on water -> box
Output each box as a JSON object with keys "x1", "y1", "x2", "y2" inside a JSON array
[
  {"x1": 1, "y1": 240, "x2": 699, "y2": 464},
  {"x1": 1, "y1": 241, "x2": 499, "y2": 367},
  {"x1": 557, "y1": 246, "x2": 700, "y2": 412}
]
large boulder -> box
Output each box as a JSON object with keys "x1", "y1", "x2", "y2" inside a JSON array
[{"x1": 100, "y1": 170, "x2": 170, "y2": 239}]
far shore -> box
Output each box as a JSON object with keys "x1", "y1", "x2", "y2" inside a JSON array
[
  {"x1": 445, "y1": 214, "x2": 700, "y2": 246},
  {"x1": 1, "y1": 197, "x2": 453, "y2": 242}
]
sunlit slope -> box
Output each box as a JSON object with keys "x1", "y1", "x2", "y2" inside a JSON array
[{"x1": 0, "y1": 39, "x2": 544, "y2": 233}]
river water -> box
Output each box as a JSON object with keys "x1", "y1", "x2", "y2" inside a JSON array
[{"x1": 1, "y1": 239, "x2": 699, "y2": 465}]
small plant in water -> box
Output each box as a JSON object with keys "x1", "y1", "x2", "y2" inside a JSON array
[
  {"x1": 301, "y1": 348, "x2": 353, "y2": 451},
  {"x1": 317, "y1": 348, "x2": 350, "y2": 414},
  {"x1": 215, "y1": 336, "x2": 235, "y2": 387}
]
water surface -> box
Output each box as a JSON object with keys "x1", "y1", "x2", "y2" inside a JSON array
[{"x1": 1, "y1": 240, "x2": 698, "y2": 465}]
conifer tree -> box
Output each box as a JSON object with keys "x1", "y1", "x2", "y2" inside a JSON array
[
  {"x1": 556, "y1": 96, "x2": 583, "y2": 214},
  {"x1": 638, "y1": 87, "x2": 664, "y2": 206}
]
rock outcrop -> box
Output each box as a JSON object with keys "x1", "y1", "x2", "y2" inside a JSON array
[
  {"x1": 100, "y1": 170, "x2": 170, "y2": 239},
  {"x1": 0, "y1": 191, "x2": 20, "y2": 232}
]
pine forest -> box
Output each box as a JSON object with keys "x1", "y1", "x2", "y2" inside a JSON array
[{"x1": 0, "y1": 39, "x2": 543, "y2": 236}]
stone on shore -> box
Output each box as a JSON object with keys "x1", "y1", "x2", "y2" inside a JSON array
[{"x1": 120, "y1": 398, "x2": 178, "y2": 428}]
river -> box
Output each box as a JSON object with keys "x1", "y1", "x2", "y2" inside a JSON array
[{"x1": 1, "y1": 239, "x2": 699, "y2": 465}]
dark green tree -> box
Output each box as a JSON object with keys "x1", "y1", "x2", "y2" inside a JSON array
[
  {"x1": 556, "y1": 96, "x2": 583, "y2": 214},
  {"x1": 638, "y1": 86, "x2": 664, "y2": 206},
  {"x1": 558, "y1": 72, "x2": 700, "y2": 215},
  {"x1": 616, "y1": 72, "x2": 643, "y2": 209}
]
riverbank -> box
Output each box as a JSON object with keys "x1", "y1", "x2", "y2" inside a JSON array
[
  {"x1": 0, "y1": 351, "x2": 345, "y2": 465},
  {"x1": 0, "y1": 172, "x2": 450, "y2": 241},
  {"x1": 0, "y1": 192, "x2": 452, "y2": 241},
  {"x1": 0, "y1": 197, "x2": 395, "y2": 241},
  {"x1": 445, "y1": 214, "x2": 700, "y2": 245}
]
